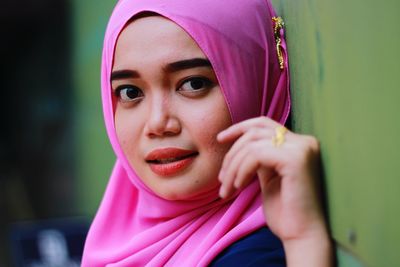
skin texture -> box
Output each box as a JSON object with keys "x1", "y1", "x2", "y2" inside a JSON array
[
  {"x1": 112, "y1": 16, "x2": 232, "y2": 200},
  {"x1": 112, "y1": 16, "x2": 333, "y2": 266},
  {"x1": 217, "y1": 118, "x2": 333, "y2": 266}
]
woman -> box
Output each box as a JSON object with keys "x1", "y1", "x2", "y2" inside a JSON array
[{"x1": 82, "y1": 0, "x2": 333, "y2": 266}]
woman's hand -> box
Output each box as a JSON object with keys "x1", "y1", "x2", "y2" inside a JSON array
[{"x1": 217, "y1": 116, "x2": 333, "y2": 266}]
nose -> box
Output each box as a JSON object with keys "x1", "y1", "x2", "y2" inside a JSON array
[{"x1": 145, "y1": 94, "x2": 181, "y2": 138}]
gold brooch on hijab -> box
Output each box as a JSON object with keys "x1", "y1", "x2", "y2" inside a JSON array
[{"x1": 272, "y1": 16, "x2": 285, "y2": 70}]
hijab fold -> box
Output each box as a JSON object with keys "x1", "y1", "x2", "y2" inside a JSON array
[{"x1": 82, "y1": 0, "x2": 290, "y2": 266}]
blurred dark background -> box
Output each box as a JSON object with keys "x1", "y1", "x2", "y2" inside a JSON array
[
  {"x1": 1, "y1": 0, "x2": 74, "y2": 262},
  {"x1": 0, "y1": 0, "x2": 115, "y2": 266},
  {"x1": 1, "y1": 0, "x2": 74, "y2": 220}
]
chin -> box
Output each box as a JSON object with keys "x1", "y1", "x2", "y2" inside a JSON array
[{"x1": 153, "y1": 181, "x2": 219, "y2": 201}]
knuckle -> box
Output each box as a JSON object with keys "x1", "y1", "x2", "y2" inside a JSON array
[
  {"x1": 297, "y1": 135, "x2": 318, "y2": 149},
  {"x1": 257, "y1": 116, "x2": 269, "y2": 127},
  {"x1": 292, "y1": 135, "x2": 320, "y2": 160},
  {"x1": 260, "y1": 116, "x2": 268, "y2": 122},
  {"x1": 244, "y1": 128, "x2": 268, "y2": 143},
  {"x1": 250, "y1": 142, "x2": 261, "y2": 155},
  {"x1": 246, "y1": 128, "x2": 262, "y2": 140},
  {"x1": 247, "y1": 128, "x2": 258, "y2": 137},
  {"x1": 305, "y1": 135, "x2": 320, "y2": 152}
]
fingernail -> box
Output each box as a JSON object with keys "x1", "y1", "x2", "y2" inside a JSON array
[
  {"x1": 217, "y1": 131, "x2": 226, "y2": 140},
  {"x1": 234, "y1": 180, "x2": 241, "y2": 189},
  {"x1": 219, "y1": 186, "x2": 226, "y2": 198}
]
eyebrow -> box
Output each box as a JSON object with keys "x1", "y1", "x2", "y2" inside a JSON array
[
  {"x1": 111, "y1": 58, "x2": 212, "y2": 82},
  {"x1": 164, "y1": 58, "x2": 212, "y2": 73},
  {"x1": 111, "y1": 69, "x2": 140, "y2": 81}
]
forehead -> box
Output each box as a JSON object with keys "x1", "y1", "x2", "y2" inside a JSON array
[{"x1": 113, "y1": 16, "x2": 206, "y2": 69}]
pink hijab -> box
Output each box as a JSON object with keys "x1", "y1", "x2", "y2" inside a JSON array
[{"x1": 82, "y1": 0, "x2": 290, "y2": 266}]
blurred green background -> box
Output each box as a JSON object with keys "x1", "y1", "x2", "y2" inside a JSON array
[
  {"x1": 1, "y1": 0, "x2": 398, "y2": 266},
  {"x1": 273, "y1": 0, "x2": 400, "y2": 266}
]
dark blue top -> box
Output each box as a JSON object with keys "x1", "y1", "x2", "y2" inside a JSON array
[{"x1": 210, "y1": 227, "x2": 286, "y2": 266}]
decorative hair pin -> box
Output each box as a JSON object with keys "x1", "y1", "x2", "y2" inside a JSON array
[{"x1": 272, "y1": 16, "x2": 285, "y2": 70}]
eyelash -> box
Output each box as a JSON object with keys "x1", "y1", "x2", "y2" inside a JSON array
[
  {"x1": 114, "y1": 85, "x2": 144, "y2": 103},
  {"x1": 177, "y1": 76, "x2": 214, "y2": 94},
  {"x1": 113, "y1": 76, "x2": 215, "y2": 103}
]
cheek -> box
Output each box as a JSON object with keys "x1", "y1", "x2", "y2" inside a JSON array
[
  {"x1": 198, "y1": 110, "x2": 232, "y2": 157},
  {"x1": 115, "y1": 109, "x2": 127, "y2": 144},
  {"x1": 115, "y1": 108, "x2": 140, "y2": 155}
]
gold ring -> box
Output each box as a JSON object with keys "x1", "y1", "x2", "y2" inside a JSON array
[{"x1": 272, "y1": 126, "x2": 287, "y2": 147}]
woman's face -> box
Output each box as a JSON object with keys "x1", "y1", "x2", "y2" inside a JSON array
[{"x1": 112, "y1": 16, "x2": 232, "y2": 200}]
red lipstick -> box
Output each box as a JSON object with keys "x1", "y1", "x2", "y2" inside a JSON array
[{"x1": 145, "y1": 148, "x2": 198, "y2": 176}]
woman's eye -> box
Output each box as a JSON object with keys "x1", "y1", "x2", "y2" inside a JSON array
[
  {"x1": 179, "y1": 77, "x2": 213, "y2": 92},
  {"x1": 115, "y1": 85, "x2": 143, "y2": 102}
]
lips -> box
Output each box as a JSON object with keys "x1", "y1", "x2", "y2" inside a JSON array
[{"x1": 145, "y1": 148, "x2": 198, "y2": 176}]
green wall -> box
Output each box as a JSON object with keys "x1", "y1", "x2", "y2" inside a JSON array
[
  {"x1": 273, "y1": 0, "x2": 400, "y2": 266},
  {"x1": 71, "y1": 0, "x2": 116, "y2": 215},
  {"x1": 72, "y1": 0, "x2": 400, "y2": 266}
]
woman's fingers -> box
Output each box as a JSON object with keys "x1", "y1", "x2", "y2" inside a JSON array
[
  {"x1": 233, "y1": 143, "x2": 263, "y2": 189},
  {"x1": 218, "y1": 116, "x2": 329, "y2": 255},
  {"x1": 218, "y1": 116, "x2": 296, "y2": 199},
  {"x1": 219, "y1": 138, "x2": 285, "y2": 199},
  {"x1": 219, "y1": 142, "x2": 251, "y2": 198},
  {"x1": 220, "y1": 127, "x2": 272, "y2": 176},
  {"x1": 217, "y1": 116, "x2": 279, "y2": 143},
  {"x1": 234, "y1": 140, "x2": 283, "y2": 189}
]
